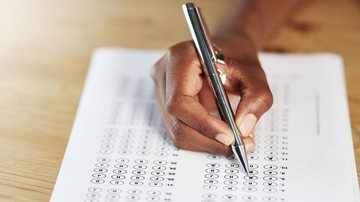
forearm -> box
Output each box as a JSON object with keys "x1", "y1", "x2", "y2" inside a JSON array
[{"x1": 215, "y1": 0, "x2": 306, "y2": 50}]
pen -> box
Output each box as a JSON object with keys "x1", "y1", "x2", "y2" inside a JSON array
[{"x1": 182, "y1": 2, "x2": 251, "y2": 175}]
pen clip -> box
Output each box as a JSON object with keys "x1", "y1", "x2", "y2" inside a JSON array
[
  {"x1": 213, "y1": 44, "x2": 225, "y2": 65},
  {"x1": 194, "y1": 6, "x2": 226, "y2": 83},
  {"x1": 194, "y1": 6, "x2": 220, "y2": 65}
]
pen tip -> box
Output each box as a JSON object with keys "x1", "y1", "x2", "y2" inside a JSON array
[{"x1": 231, "y1": 144, "x2": 251, "y2": 175}]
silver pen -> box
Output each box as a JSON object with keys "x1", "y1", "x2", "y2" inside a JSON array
[{"x1": 182, "y1": 2, "x2": 251, "y2": 175}]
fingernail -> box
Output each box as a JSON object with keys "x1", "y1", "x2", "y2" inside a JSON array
[
  {"x1": 215, "y1": 134, "x2": 233, "y2": 146},
  {"x1": 245, "y1": 143, "x2": 255, "y2": 154},
  {"x1": 238, "y1": 114, "x2": 257, "y2": 136},
  {"x1": 244, "y1": 140, "x2": 255, "y2": 153}
]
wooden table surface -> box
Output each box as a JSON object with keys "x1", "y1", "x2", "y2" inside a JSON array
[{"x1": 0, "y1": 0, "x2": 359, "y2": 201}]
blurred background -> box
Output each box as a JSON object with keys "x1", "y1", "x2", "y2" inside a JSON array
[{"x1": 0, "y1": 0, "x2": 359, "y2": 201}]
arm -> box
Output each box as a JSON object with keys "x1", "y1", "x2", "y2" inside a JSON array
[{"x1": 216, "y1": 0, "x2": 305, "y2": 50}]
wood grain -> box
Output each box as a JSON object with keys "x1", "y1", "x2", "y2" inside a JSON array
[{"x1": 0, "y1": 0, "x2": 359, "y2": 201}]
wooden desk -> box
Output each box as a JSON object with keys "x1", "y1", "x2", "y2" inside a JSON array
[{"x1": 0, "y1": 0, "x2": 359, "y2": 201}]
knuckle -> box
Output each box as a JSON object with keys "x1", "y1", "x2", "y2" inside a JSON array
[
  {"x1": 210, "y1": 144, "x2": 222, "y2": 154},
  {"x1": 150, "y1": 63, "x2": 160, "y2": 81},
  {"x1": 167, "y1": 41, "x2": 197, "y2": 66},
  {"x1": 172, "y1": 138, "x2": 184, "y2": 150},
  {"x1": 197, "y1": 115, "x2": 211, "y2": 136},
  {"x1": 151, "y1": 57, "x2": 165, "y2": 81},
  {"x1": 209, "y1": 143, "x2": 228, "y2": 155},
  {"x1": 168, "y1": 41, "x2": 193, "y2": 56},
  {"x1": 254, "y1": 89, "x2": 273, "y2": 110},
  {"x1": 165, "y1": 98, "x2": 177, "y2": 115},
  {"x1": 152, "y1": 42, "x2": 189, "y2": 81},
  {"x1": 166, "y1": 98, "x2": 184, "y2": 116},
  {"x1": 169, "y1": 119, "x2": 185, "y2": 140},
  {"x1": 167, "y1": 44, "x2": 179, "y2": 57},
  {"x1": 166, "y1": 44, "x2": 181, "y2": 61}
]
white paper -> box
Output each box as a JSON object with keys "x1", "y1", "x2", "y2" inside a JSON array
[{"x1": 51, "y1": 48, "x2": 359, "y2": 202}]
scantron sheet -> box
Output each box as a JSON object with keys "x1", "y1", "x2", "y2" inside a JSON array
[{"x1": 51, "y1": 48, "x2": 359, "y2": 202}]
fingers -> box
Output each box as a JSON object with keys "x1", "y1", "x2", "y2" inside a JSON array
[
  {"x1": 164, "y1": 42, "x2": 235, "y2": 145},
  {"x1": 224, "y1": 59, "x2": 273, "y2": 137},
  {"x1": 151, "y1": 41, "x2": 261, "y2": 155},
  {"x1": 212, "y1": 36, "x2": 273, "y2": 138},
  {"x1": 152, "y1": 68, "x2": 215, "y2": 153},
  {"x1": 168, "y1": 116, "x2": 232, "y2": 155},
  {"x1": 166, "y1": 117, "x2": 255, "y2": 154},
  {"x1": 167, "y1": 114, "x2": 254, "y2": 155},
  {"x1": 151, "y1": 44, "x2": 224, "y2": 153},
  {"x1": 236, "y1": 90, "x2": 272, "y2": 137},
  {"x1": 166, "y1": 96, "x2": 235, "y2": 145}
]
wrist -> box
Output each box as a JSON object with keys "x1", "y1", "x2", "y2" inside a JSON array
[
  {"x1": 213, "y1": 0, "x2": 267, "y2": 50},
  {"x1": 215, "y1": 29, "x2": 261, "y2": 51},
  {"x1": 212, "y1": 34, "x2": 259, "y2": 63}
]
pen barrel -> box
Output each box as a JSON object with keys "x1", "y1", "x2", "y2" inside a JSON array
[
  {"x1": 182, "y1": 3, "x2": 243, "y2": 146},
  {"x1": 207, "y1": 69, "x2": 243, "y2": 146}
]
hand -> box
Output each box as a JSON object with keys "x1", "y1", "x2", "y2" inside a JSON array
[{"x1": 151, "y1": 35, "x2": 273, "y2": 155}]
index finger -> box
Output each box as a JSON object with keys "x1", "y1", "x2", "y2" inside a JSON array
[{"x1": 225, "y1": 59, "x2": 273, "y2": 136}]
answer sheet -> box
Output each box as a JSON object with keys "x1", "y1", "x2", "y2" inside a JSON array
[{"x1": 51, "y1": 48, "x2": 359, "y2": 202}]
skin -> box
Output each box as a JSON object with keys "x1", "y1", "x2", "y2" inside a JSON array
[{"x1": 151, "y1": 0, "x2": 305, "y2": 155}]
